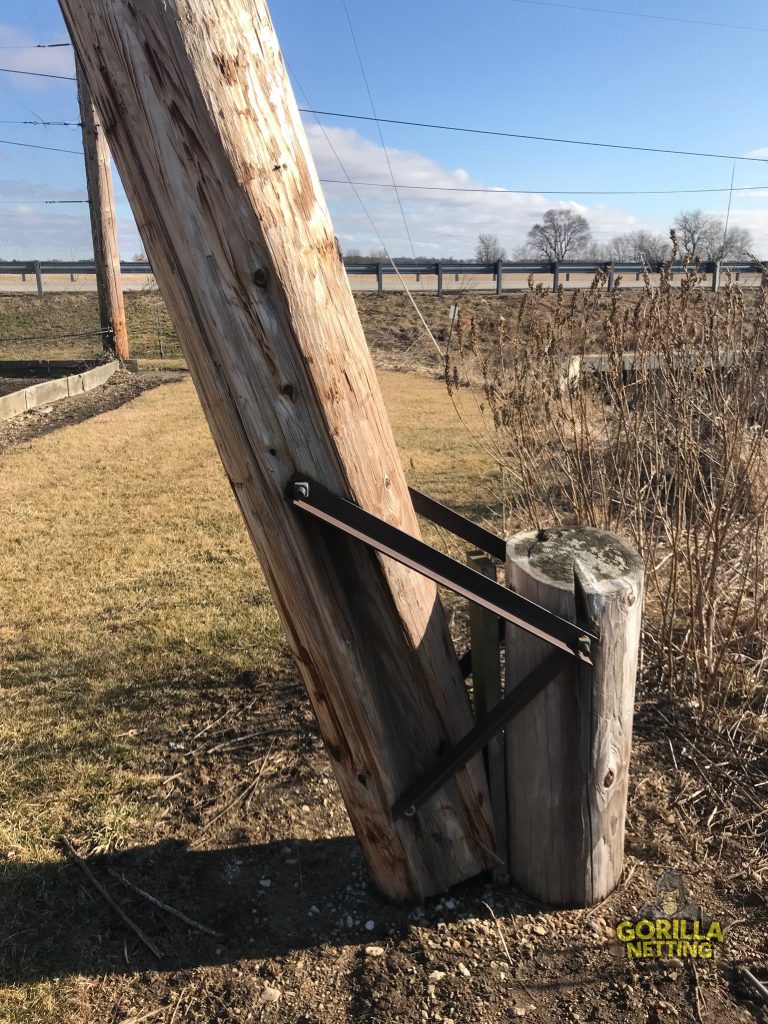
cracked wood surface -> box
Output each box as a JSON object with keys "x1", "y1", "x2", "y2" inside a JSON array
[{"x1": 58, "y1": 0, "x2": 495, "y2": 900}]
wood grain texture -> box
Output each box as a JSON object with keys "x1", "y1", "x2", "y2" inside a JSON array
[
  {"x1": 58, "y1": 0, "x2": 495, "y2": 900},
  {"x1": 506, "y1": 528, "x2": 643, "y2": 907},
  {"x1": 75, "y1": 57, "x2": 129, "y2": 361}
]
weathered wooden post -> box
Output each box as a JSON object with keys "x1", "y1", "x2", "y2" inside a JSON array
[
  {"x1": 376, "y1": 261, "x2": 383, "y2": 293},
  {"x1": 552, "y1": 261, "x2": 560, "y2": 292},
  {"x1": 467, "y1": 551, "x2": 506, "y2": 868},
  {"x1": 505, "y1": 527, "x2": 643, "y2": 907},
  {"x1": 75, "y1": 57, "x2": 129, "y2": 361},
  {"x1": 437, "y1": 259, "x2": 444, "y2": 297},
  {"x1": 59, "y1": 0, "x2": 495, "y2": 901},
  {"x1": 34, "y1": 260, "x2": 43, "y2": 299},
  {"x1": 495, "y1": 258, "x2": 503, "y2": 296}
]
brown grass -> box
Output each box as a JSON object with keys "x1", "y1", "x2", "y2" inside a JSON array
[{"x1": 0, "y1": 370, "x2": 499, "y2": 1021}]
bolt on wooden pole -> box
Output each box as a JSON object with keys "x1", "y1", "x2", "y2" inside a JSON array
[
  {"x1": 58, "y1": 0, "x2": 495, "y2": 901},
  {"x1": 505, "y1": 527, "x2": 643, "y2": 907},
  {"x1": 75, "y1": 56, "x2": 129, "y2": 362}
]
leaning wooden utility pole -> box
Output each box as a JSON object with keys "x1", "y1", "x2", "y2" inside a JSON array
[
  {"x1": 59, "y1": 0, "x2": 495, "y2": 900},
  {"x1": 74, "y1": 56, "x2": 129, "y2": 362}
]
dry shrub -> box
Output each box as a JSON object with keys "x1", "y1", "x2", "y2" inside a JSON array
[{"x1": 449, "y1": 254, "x2": 768, "y2": 717}]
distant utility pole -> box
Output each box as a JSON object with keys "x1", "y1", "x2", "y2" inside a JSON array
[{"x1": 75, "y1": 57, "x2": 129, "y2": 362}]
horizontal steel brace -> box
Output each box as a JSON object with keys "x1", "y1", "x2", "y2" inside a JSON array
[{"x1": 288, "y1": 477, "x2": 596, "y2": 663}]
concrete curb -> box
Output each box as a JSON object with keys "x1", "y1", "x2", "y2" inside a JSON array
[{"x1": 0, "y1": 360, "x2": 119, "y2": 421}]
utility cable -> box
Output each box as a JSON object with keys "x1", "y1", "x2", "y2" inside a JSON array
[
  {"x1": 319, "y1": 177, "x2": 768, "y2": 198},
  {"x1": 0, "y1": 199, "x2": 89, "y2": 204},
  {"x1": 0, "y1": 66, "x2": 75, "y2": 81},
  {"x1": 0, "y1": 119, "x2": 80, "y2": 127},
  {"x1": 288, "y1": 64, "x2": 444, "y2": 359},
  {"x1": 299, "y1": 107, "x2": 768, "y2": 165},
  {"x1": 340, "y1": 0, "x2": 424, "y2": 278},
  {"x1": 0, "y1": 42, "x2": 72, "y2": 49},
  {"x1": 0, "y1": 137, "x2": 81, "y2": 155},
  {"x1": 506, "y1": 0, "x2": 768, "y2": 35}
]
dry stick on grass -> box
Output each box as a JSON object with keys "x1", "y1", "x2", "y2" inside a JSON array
[
  {"x1": 60, "y1": 835, "x2": 163, "y2": 960},
  {"x1": 116, "y1": 1010, "x2": 165, "y2": 1024},
  {"x1": 107, "y1": 869, "x2": 222, "y2": 937}
]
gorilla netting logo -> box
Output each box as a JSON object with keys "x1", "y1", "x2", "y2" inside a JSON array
[{"x1": 616, "y1": 870, "x2": 723, "y2": 959}]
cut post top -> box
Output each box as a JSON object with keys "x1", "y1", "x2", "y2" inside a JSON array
[{"x1": 507, "y1": 527, "x2": 644, "y2": 597}]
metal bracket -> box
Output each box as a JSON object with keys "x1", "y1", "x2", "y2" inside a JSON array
[
  {"x1": 286, "y1": 476, "x2": 597, "y2": 818},
  {"x1": 288, "y1": 477, "x2": 596, "y2": 663},
  {"x1": 392, "y1": 651, "x2": 567, "y2": 819}
]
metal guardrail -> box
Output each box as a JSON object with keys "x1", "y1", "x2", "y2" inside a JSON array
[{"x1": 0, "y1": 258, "x2": 765, "y2": 295}]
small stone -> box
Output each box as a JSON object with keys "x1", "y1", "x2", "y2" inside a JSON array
[
  {"x1": 512, "y1": 1009, "x2": 526, "y2": 1018},
  {"x1": 428, "y1": 970, "x2": 446, "y2": 983},
  {"x1": 365, "y1": 920, "x2": 375, "y2": 931},
  {"x1": 345, "y1": 915, "x2": 353, "y2": 928},
  {"x1": 259, "y1": 986, "x2": 281, "y2": 1005},
  {"x1": 259, "y1": 878, "x2": 272, "y2": 888},
  {"x1": 365, "y1": 945, "x2": 385, "y2": 957},
  {"x1": 457, "y1": 962, "x2": 470, "y2": 978},
  {"x1": 533, "y1": 923, "x2": 547, "y2": 936},
  {"x1": 301, "y1": 804, "x2": 311, "y2": 813}
]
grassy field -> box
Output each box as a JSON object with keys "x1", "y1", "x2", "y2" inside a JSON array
[
  {"x1": 0, "y1": 288, "x2": 636, "y2": 365},
  {"x1": 2, "y1": 294, "x2": 767, "y2": 1022},
  {"x1": 0, "y1": 370, "x2": 504, "y2": 1022}
]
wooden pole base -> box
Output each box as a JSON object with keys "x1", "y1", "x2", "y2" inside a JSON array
[{"x1": 505, "y1": 527, "x2": 643, "y2": 907}]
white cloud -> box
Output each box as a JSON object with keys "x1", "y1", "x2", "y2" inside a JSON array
[
  {"x1": 2, "y1": 122, "x2": 766, "y2": 259},
  {"x1": 745, "y1": 147, "x2": 768, "y2": 160},
  {"x1": 306, "y1": 123, "x2": 648, "y2": 256}
]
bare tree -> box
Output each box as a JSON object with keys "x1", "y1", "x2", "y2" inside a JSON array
[
  {"x1": 343, "y1": 247, "x2": 363, "y2": 263},
  {"x1": 608, "y1": 231, "x2": 671, "y2": 262},
  {"x1": 673, "y1": 209, "x2": 719, "y2": 257},
  {"x1": 475, "y1": 233, "x2": 506, "y2": 262},
  {"x1": 510, "y1": 242, "x2": 533, "y2": 260},
  {"x1": 707, "y1": 225, "x2": 753, "y2": 262},
  {"x1": 527, "y1": 209, "x2": 592, "y2": 261},
  {"x1": 674, "y1": 209, "x2": 753, "y2": 261}
]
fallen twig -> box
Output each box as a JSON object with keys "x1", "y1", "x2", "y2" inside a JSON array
[
  {"x1": 116, "y1": 1010, "x2": 164, "y2": 1024},
  {"x1": 60, "y1": 836, "x2": 163, "y2": 960},
  {"x1": 740, "y1": 967, "x2": 768, "y2": 1004},
  {"x1": 107, "y1": 869, "x2": 222, "y2": 937}
]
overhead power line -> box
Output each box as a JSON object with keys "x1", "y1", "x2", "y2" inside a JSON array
[
  {"x1": 506, "y1": 0, "x2": 768, "y2": 35},
  {"x1": 0, "y1": 199, "x2": 89, "y2": 204},
  {"x1": 299, "y1": 107, "x2": 768, "y2": 165},
  {"x1": 319, "y1": 178, "x2": 768, "y2": 198},
  {"x1": 0, "y1": 66, "x2": 76, "y2": 81},
  {"x1": 0, "y1": 119, "x2": 80, "y2": 127},
  {"x1": 0, "y1": 42, "x2": 72, "y2": 49},
  {"x1": 0, "y1": 137, "x2": 82, "y2": 155},
  {"x1": 341, "y1": 0, "x2": 422, "y2": 273}
]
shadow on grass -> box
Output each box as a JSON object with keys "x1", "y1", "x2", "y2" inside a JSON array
[{"x1": 0, "y1": 834, "x2": 409, "y2": 983}]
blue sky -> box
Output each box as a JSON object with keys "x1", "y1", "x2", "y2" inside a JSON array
[{"x1": 0, "y1": 0, "x2": 766, "y2": 258}]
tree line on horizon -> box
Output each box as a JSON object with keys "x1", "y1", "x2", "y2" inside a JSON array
[{"x1": 342, "y1": 208, "x2": 756, "y2": 265}]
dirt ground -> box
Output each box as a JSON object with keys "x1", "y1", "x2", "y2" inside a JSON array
[
  {"x1": 0, "y1": 308, "x2": 767, "y2": 1022},
  {"x1": 0, "y1": 368, "x2": 187, "y2": 454}
]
